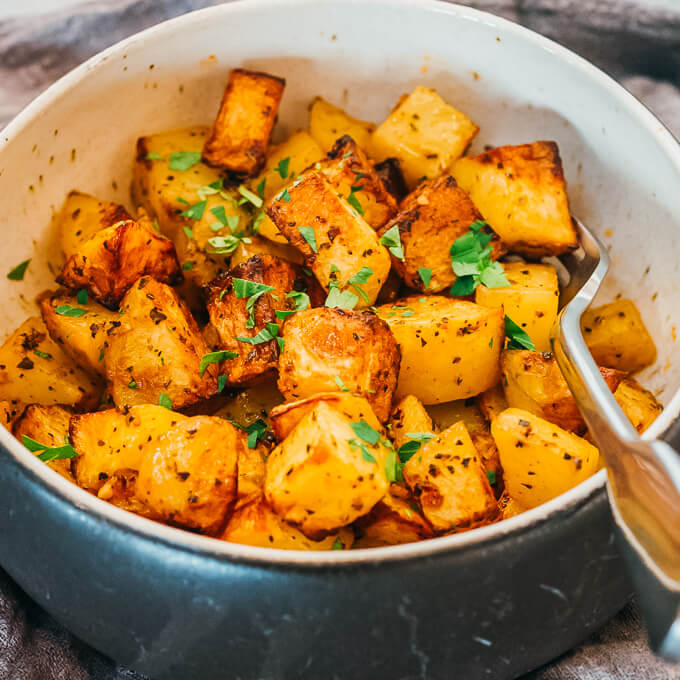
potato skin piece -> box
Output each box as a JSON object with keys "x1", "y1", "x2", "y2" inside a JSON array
[
  {"x1": 614, "y1": 377, "x2": 663, "y2": 434},
  {"x1": 388, "y1": 395, "x2": 434, "y2": 450},
  {"x1": 580, "y1": 299, "x2": 657, "y2": 373},
  {"x1": 452, "y1": 141, "x2": 578, "y2": 257},
  {"x1": 105, "y1": 277, "x2": 218, "y2": 409},
  {"x1": 202, "y1": 68, "x2": 285, "y2": 175},
  {"x1": 265, "y1": 400, "x2": 390, "y2": 537},
  {"x1": 136, "y1": 416, "x2": 242, "y2": 534},
  {"x1": 381, "y1": 175, "x2": 504, "y2": 292},
  {"x1": 266, "y1": 170, "x2": 391, "y2": 306},
  {"x1": 309, "y1": 96, "x2": 376, "y2": 153},
  {"x1": 376, "y1": 296, "x2": 505, "y2": 404},
  {"x1": 491, "y1": 408, "x2": 600, "y2": 509},
  {"x1": 374, "y1": 158, "x2": 409, "y2": 203},
  {"x1": 402, "y1": 421, "x2": 498, "y2": 532},
  {"x1": 277, "y1": 307, "x2": 400, "y2": 422},
  {"x1": 57, "y1": 217, "x2": 182, "y2": 309}
]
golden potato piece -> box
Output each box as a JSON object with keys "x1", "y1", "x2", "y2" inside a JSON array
[
  {"x1": 376, "y1": 296, "x2": 505, "y2": 404},
  {"x1": 491, "y1": 408, "x2": 600, "y2": 509},
  {"x1": 381, "y1": 175, "x2": 503, "y2": 293},
  {"x1": 0, "y1": 400, "x2": 20, "y2": 430},
  {"x1": 136, "y1": 416, "x2": 242, "y2": 533},
  {"x1": 452, "y1": 142, "x2": 578, "y2": 257},
  {"x1": 95, "y1": 468, "x2": 157, "y2": 519},
  {"x1": 277, "y1": 308, "x2": 399, "y2": 421},
  {"x1": 236, "y1": 444, "x2": 267, "y2": 506},
  {"x1": 265, "y1": 400, "x2": 390, "y2": 537},
  {"x1": 55, "y1": 190, "x2": 132, "y2": 261},
  {"x1": 57, "y1": 217, "x2": 181, "y2": 309},
  {"x1": 477, "y1": 384, "x2": 509, "y2": 423},
  {"x1": 0, "y1": 317, "x2": 102, "y2": 411},
  {"x1": 13, "y1": 404, "x2": 74, "y2": 481},
  {"x1": 498, "y1": 492, "x2": 526, "y2": 520},
  {"x1": 614, "y1": 377, "x2": 663, "y2": 434},
  {"x1": 266, "y1": 170, "x2": 391, "y2": 307},
  {"x1": 202, "y1": 68, "x2": 285, "y2": 175},
  {"x1": 105, "y1": 277, "x2": 218, "y2": 409},
  {"x1": 581, "y1": 299, "x2": 657, "y2": 373},
  {"x1": 70, "y1": 404, "x2": 187, "y2": 492},
  {"x1": 221, "y1": 496, "x2": 353, "y2": 550},
  {"x1": 39, "y1": 291, "x2": 119, "y2": 376},
  {"x1": 370, "y1": 86, "x2": 478, "y2": 188},
  {"x1": 402, "y1": 421, "x2": 498, "y2": 532},
  {"x1": 388, "y1": 395, "x2": 434, "y2": 450},
  {"x1": 309, "y1": 97, "x2": 376, "y2": 153},
  {"x1": 476, "y1": 262, "x2": 559, "y2": 353},
  {"x1": 229, "y1": 235, "x2": 303, "y2": 267}
]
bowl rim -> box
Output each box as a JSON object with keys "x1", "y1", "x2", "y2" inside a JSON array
[{"x1": 2, "y1": 0, "x2": 680, "y2": 568}]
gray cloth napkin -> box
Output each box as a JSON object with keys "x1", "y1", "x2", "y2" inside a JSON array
[{"x1": 1, "y1": 1, "x2": 680, "y2": 678}]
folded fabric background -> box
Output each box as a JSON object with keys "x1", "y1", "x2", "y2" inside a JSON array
[{"x1": 1, "y1": 1, "x2": 679, "y2": 679}]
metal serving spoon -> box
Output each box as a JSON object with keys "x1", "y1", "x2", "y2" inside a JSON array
[{"x1": 550, "y1": 218, "x2": 680, "y2": 661}]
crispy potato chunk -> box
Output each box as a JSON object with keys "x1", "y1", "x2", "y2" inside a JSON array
[
  {"x1": 277, "y1": 308, "x2": 400, "y2": 421},
  {"x1": 477, "y1": 384, "x2": 508, "y2": 423},
  {"x1": 70, "y1": 404, "x2": 187, "y2": 492},
  {"x1": 0, "y1": 400, "x2": 20, "y2": 430},
  {"x1": 389, "y1": 395, "x2": 434, "y2": 450},
  {"x1": 376, "y1": 296, "x2": 505, "y2": 404},
  {"x1": 0, "y1": 317, "x2": 102, "y2": 410},
  {"x1": 370, "y1": 86, "x2": 478, "y2": 188},
  {"x1": 205, "y1": 255, "x2": 322, "y2": 387},
  {"x1": 452, "y1": 142, "x2": 578, "y2": 257},
  {"x1": 96, "y1": 468, "x2": 157, "y2": 519},
  {"x1": 13, "y1": 404, "x2": 74, "y2": 480},
  {"x1": 491, "y1": 408, "x2": 600, "y2": 509},
  {"x1": 476, "y1": 263, "x2": 559, "y2": 353},
  {"x1": 105, "y1": 277, "x2": 217, "y2": 408},
  {"x1": 55, "y1": 190, "x2": 132, "y2": 261},
  {"x1": 402, "y1": 421, "x2": 498, "y2": 532},
  {"x1": 381, "y1": 175, "x2": 503, "y2": 292},
  {"x1": 309, "y1": 97, "x2": 376, "y2": 153},
  {"x1": 39, "y1": 291, "x2": 119, "y2": 376},
  {"x1": 136, "y1": 416, "x2": 242, "y2": 533},
  {"x1": 374, "y1": 158, "x2": 409, "y2": 203},
  {"x1": 614, "y1": 377, "x2": 663, "y2": 434},
  {"x1": 230, "y1": 236, "x2": 303, "y2": 268},
  {"x1": 236, "y1": 445, "x2": 267, "y2": 506},
  {"x1": 580, "y1": 299, "x2": 657, "y2": 372},
  {"x1": 57, "y1": 217, "x2": 181, "y2": 309},
  {"x1": 202, "y1": 69, "x2": 285, "y2": 175},
  {"x1": 498, "y1": 492, "x2": 526, "y2": 520},
  {"x1": 501, "y1": 350, "x2": 624, "y2": 434},
  {"x1": 265, "y1": 400, "x2": 390, "y2": 537},
  {"x1": 317, "y1": 135, "x2": 397, "y2": 230},
  {"x1": 221, "y1": 496, "x2": 353, "y2": 550},
  {"x1": 266, "y1": 170, "x2": 391, "y2": 306}
]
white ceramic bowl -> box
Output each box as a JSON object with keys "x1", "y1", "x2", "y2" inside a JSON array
[{"x1": 1, "y1": 1, "x2": 679, "y2": 678}]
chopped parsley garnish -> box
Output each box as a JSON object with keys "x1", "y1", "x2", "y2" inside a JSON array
[
  {"x1": 180, "y1": 200, "x2": 207, "y2": 220},
  {"x1": 236, "y1": 322, "x2": 281, "y2": 346},
  {"x1": 217, "y1": 374, "x2": 228, "y2": 393},
  {"x1": 347, "y1": 267, "x2": 373, "y2": 303},
  {"x1": 256, "y1": 177, "x2": 267, "y2": 198},
  {"x1": 33, "y1": 349, "x2": 52, "y2": 360},
  {"x1": 208, "y1": 235, "x2": 246, "y2": 255},
  {"x1": 98, "y1": 348, "x2": 105, "y2": 362},
  {"x1": 298, "y1": 226, "x2": 317, "y2": 253},
  {"x1": 145, "y1": 152, "x2": 164, "y2": 161},
  {"x1": 384, "y1": 447, "x2": 399, "y2": 482},
  {"x1": 397, "y1": 432, "x2": 436, "y2": 462},
  {"x1": 7, "y1": 259, "x2": 30, "y2": 281},
  {"x1": 487, "y1": 470, "x2": 497, "y2": 486},
  {"x1": 158, "y1": 393, "x2": 173, "y2": 410},
  {"x1": 177, "y1": 197, "x2": 190, "y2": 205},
  {"x1": 183, "y1": 226, "x2": 194, "y2": 240},
  {"x1": 275, "y1": 157, "x2": 290, "y2": 179},
  {"x1": 346, "y1": 186, "x2": 364, "y2": 215},
  {"x1": 276, "y1": 187, "x2": 291, "y2": 203},
  {"x1": 505, "y1": 315, "x2": 536, "y2": 351},
  {"x1": 333, "y1": 375, "x2": 350, "y2": 392},
  {"x1": 387, "y1": 304, "x2": 415, "y2": 318},
  {"x1": 54, "y1": 304, "x2": 87, "y2": 318},
  {"x1": 199, "y1": 350, "x2": 239, "y2": 377},
  {"x1": 128, "y1": 379, "x2": 138, "y2": 389},
  {"x1": 379, "y1": 225, "x2": 405, "y2": 261},
  {"x1": 252, "y1": 211, "x2": 265, "y2": 233},
  {"x1": 152, "y1": 218, "x2": 160, "y2": 232},
  {"x1": 238, "y1": 185, "x2": 263, "y2": 208},
  {"x1": 76, "y1": 289, "x2": 88, "y2": 305},
  {"x1": 22, "y1": 435, "x2": 77, "y2": 462},
  {"x1": 332, "y1": 536, "x2": 345, "y2": 550},
  {"x1": 348, "y1": 438, "x2": 377, "y2": 463},
  {"x1": 182, "y1": 261, "x2": 194, "y2": 271},
  {"x1": 350, "y1": 420, "x2": 381, "y2": 445},
  {"x1": 210, "y1": 206, "x2": 240, "y2": 232},
  {"x1": 275, "y1": 290, "x2": 310, "y2": 319},
  {"x1": 168, "y1": 151, "x2": 202, "y2": 171},
  {"x1": 197, "y1": 179, "x2": 225, "y2": 200},
  {"x1": 233, "y1": 278, "x2": 276, "y2": 328},
  {"x1": 418, "y1": 267, "x2": 432, "y2": 289},
  {"x1": 245, "y1": 419, "x2": 268, "y2": 448},
  {"x1": 325, "y1": 286, "x2": 358, "y2": 310}
]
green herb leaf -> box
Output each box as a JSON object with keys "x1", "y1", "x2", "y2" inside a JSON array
[
  {"x1": 333, "y1": 375, "x2": 350, "y2": 392},
  {"x1": 505, "y1": 315, "x2": 536, "y2": 351},
  {"x1": 418, "y1": 267, "x2": 432, "y2": 289},
  {"x1": 236, "y1": 322, "x2": 280, "y2": 346},
  {"x1": 361, "y1": 448, "x2": 377, "y2": 463},
  {"x1": 379, "y1": 225, "x2": 405, "y2": 261},
  {"x1": 182, "y1": 260, "x2": 195, "y2": 271},
  {"x1": 256, "y1": 177, "x2": 266, "y2": 198},
  {"x1": 298, "y1": 226, "x2": 317, "y2": 253},
  {"x1": 245, "y1": 419, "x2": 268, "y2": 449},
  {"x1": 350, "y1": 420, "x2": 381, "y2": 445},
  {"x1": 54, "y1": 304, "x2": 87, "y2": 318},
  {"x1": 276, "y1": 187, "x2": 291, "y2": 203},
  {"x1": 238, "y1": 185, "x2": 263, "y2": 208},
  {"x1": 208, "y1": 235, "x2": 241, "y2": 254},
  {"x1": 22, "y1": 435, "x2": 77, "y2": 462},
  {"x1": 158, "y1": 393, "x2": 173, "y2": 410},
  {"x1": 180, "y1": 200, "x2": 207, "y2": 220},
  {"x1": 397, "y1": 440, "x2": 421, "y2": 460},
  {"x1": 33, "y1": 349, "x2": 52, "y2": 360},
  {"x1": 450, "y1": 275, "x2": 476, "y2": 296},
  {"x1": 346, "y1": 188, "x2": 364, "y2": 215},
  {"x1": 145, "y1": 152, "x2": 164, "y2": 161},
  {"x1": 76, "y1": 289, "x2": 88, "y2": 305},
  {"x1": 385, "y1": 447, "x2": 398, "y2": 482},
  {"x1": 487, "y1": 470, "x2": 497, "y2": 486},
  {"x1": 199, "y1": 350, "x2": 239, "y2": 377},
  {"x1": 169, "y1": 151, "x2": 202, "y2": 171},
  {"x1": 7, "y1": 259, "x2": 30, "y2": 281},
  {"x1": 332, "y1": 536, "x2": 345, "y2": 550},
  {"x1": 325, "y1": 287, "x2": 359, "y2": 309},
  {"x1": 348, "y1": 266, "x2": 373, "y2": 303},
  {"x1": 405, "y1": 432, "x2": 436, "y2": 443},
  {"x1": 233, "y1": 278, "x2": 276, "y2": 329},
  {"x1": 183, "y1": 226, "x2": 194, "y2": 240},
  {"x1": 275, "y1": 157, "x2": 290, "y2": 179},
  {"x1": 252, "y1": 210, "x2": 265, "y2": 233},
  {"x1": 152, "y1": 218, "x2": 160, "y2": 233},
  {"x1": 217, "y1": 374, "x2": 227, "y2": 393}
]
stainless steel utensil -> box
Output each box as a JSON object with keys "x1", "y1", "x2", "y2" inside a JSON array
[{"x1": 552, "y1": 218, "x2": 680, "y2": 660}]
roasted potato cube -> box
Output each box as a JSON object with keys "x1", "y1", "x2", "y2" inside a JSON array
[
  {"x1": 614, "y1": 377, "x2": 663, "y2": 434},
  {"x1": 96, "y1": 468, "x2": 157, "y2": 519},
  {"x1": 55, "y1": 190, "x2": 132, "y2": 261},
  {"x1": 39, "y1": 291, "x2": 120, "y2": 376},
  {"x1": 370, "y1": 86, "x2": 478, "y2": 188},
  {"x1": 0, "y1": 317, "x2": 102, "y2": 410},
  {"x1": 376, "y1": 296, "x2": 505, "y2": 404},
  {"x1": 388, "y1": 395, "x2": 434, "y2": 450},
  {"x1": 309, "y1": 96, "x2": 376, "y2": 153},
  {"x1": 57, "y1": 217, "x2": 181, "y2": 309},
  {"x1": 229, "y1": 236, "x2": 303, "y2": 267},
  {"x1": 498, "y1": 492, "x2": 526, "y2": 520},
  {"x1": 205, "y1": 255, "x2": 321, "y2": 387},
  {"x1": 105, "y1": 277, "x2": 218, "y2": 408},
  {"x1": 221, "y1": 496, "x2": 353, "y2": 550},
  {"x1": 501, "y1": 350, "x2": 624, "y2": 434},
  {"x1": 13, "y1": 404, "x2": 74, "y2": 480},
  {"x1": 265, "y1": 400, "x2": 390, "y2": 537},
  {"x1": 476, "y1": 263, "x2": 559, "y2": 353},
  {"x1": 277, "y1": 307, "x2": 400, "y2": 421},
  {"x1": 477, "y1": 384, "x2": 508, "y2": 423},
  {"x1": 452, "y1": 142, "x2": 578, "y2": 257},
  {"x1": 402, "y1": 421, "x2": 498, "y2": 532},
  {"x1": 374, "y1": 158, "x2": 409, "y2": 203},
  {"x1": 136, "y1": 416, "x2": 242, "y2": 533},
  {"x1": 317, "y1": 135, "x2": 397, "y2": 230},
  {"x1": 491, "y1": 408, "x2": 600, "y2": 509},
  {"x1": 236, "y1": 445, "x2": 267, "y2": 506},
  {"x1": 581, "y1": 299, "x2": 657, "y2": 372},
  {"x1": 70, "y1": 404, "x2": 187, "y2": 492},
  {"x1": 266, "y1": 170, "x2": 391, "y2": 306},
  {"x1": 202, "y1": 68, "x2": 285, "y2": 175},
  {"x1": 381, "y1": 175, "x2": 504, "y2": 293}
]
